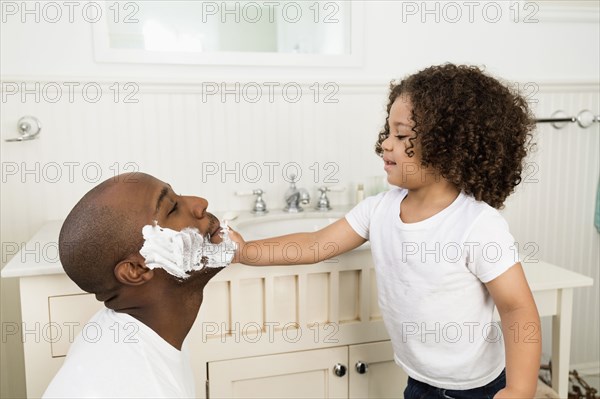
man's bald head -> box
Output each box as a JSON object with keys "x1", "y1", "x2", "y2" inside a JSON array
[{"x1": 59, "y1": 173, "x2": 154, "y2": 298}]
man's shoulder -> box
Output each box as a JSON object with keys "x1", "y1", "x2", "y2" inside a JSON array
[{"x1": 43, "y1": 333, "x2": 154, "y2": 398}]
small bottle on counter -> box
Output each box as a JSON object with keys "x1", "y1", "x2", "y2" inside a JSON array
[{"x1": 356, "y1": 183, "x2": 365, "y2": 203}]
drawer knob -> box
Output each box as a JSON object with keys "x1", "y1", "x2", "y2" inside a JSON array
[
  {"x1": 333, "y1": 363, "x2": 347, "y2": 377},
  {"x1": 355, "y1": 361, "x2": 369, "y2": 374}
]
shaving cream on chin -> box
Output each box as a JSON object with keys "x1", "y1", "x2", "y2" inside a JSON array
[{"x1": 139, "y1": 221, "x2": 235, "y2": 279}]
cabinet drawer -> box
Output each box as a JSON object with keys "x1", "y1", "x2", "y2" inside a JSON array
[{"x1": 208, "y1": 346, "x2": 348, "y2": 399}]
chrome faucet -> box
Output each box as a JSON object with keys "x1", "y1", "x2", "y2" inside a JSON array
[
  {"x1": 284, "y1": 175, "x2": 310, "y2": 213},
  {"x1": 235, "y1": 189, "x2": 268, "y2": 215},
  {"x1": 315, "y1": 186, "x2": 332, "y2": 211},
  {"x1": 315, "y1": 185, "x2": 345, "y2": 211}
]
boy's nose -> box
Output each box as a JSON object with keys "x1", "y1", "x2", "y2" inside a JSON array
[{"x1": 382, "y1": 136, "x2": 393, "y2": 152}]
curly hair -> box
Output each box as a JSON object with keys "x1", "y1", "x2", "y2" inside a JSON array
[{"x1": 375, "y1": 64, "x2": 535, "y2": 209}]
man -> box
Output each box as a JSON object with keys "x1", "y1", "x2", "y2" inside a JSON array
[{"x1": 44, "y1": 172, "x2": 227, "y2": 398}]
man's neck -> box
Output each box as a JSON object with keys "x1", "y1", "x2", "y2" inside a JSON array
[
  {"x1": 123, "y1": 294, "x2": 203, "y2": 350},
  {"x1": 107, "y1": 268, "x2": 221, "y2": 350}
]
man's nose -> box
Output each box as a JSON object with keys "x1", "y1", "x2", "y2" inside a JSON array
[{"x1": 191, "y1": 197, "x2": 209, "y2": 219}]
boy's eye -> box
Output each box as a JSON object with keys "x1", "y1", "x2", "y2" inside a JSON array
[
  {"x1": 168, "y1": 202, "x2": 178, "y2": 216},
  {"x1": 395, "y1": 135, "x2": 408, "y2": 140}
]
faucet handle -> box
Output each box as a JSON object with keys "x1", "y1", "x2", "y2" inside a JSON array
[
  {"x1": 287, "y1": 174, "x2": 299, "y2": 188},
  {"x1": 235, "y1": 189, "x2": 268, "y2": 215},
  {"x1": 315, "y1": 186, "x2": 344, "y2": 211}
]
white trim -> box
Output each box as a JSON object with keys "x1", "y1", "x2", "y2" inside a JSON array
[
  {"x1": 1, "y1": 77, "x2": 598, "y2": 93},
  {"x1": 0, "y1": 78, "x2": 386, "y2": 96},
  {"x1": 535, "y1": 1, "x2": 600, "y2": 23}
]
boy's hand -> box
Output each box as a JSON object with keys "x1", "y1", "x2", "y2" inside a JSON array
[{"x1": 226, "y1": 228, "x2": 246, "y2": 264}]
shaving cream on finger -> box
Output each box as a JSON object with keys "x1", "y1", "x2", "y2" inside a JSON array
[{"x1": 139, "y1": 221, "x2": 235, "y2": 279}]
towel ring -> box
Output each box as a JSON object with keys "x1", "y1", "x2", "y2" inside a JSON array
[{"x1": 5, "y1": 116, "x2": 42, "y2": 142}]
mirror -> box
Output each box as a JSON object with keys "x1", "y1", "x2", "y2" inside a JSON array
[{"x1": 92, "y1": 1, "x2": 363, "y2": 66}]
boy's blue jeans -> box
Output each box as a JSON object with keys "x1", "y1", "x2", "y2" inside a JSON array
[{"x1": 403, "y1": 369, "x2": 506, "y2": 399}]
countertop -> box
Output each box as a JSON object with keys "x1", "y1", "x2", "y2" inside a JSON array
[{"x1": 1, "y1": 218, "x2": 594, "y2": 292}]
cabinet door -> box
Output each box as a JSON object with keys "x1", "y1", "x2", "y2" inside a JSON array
[
  {"x1": 20, "y1": 274, "x2": 103, "y2": 398},
  {"x1": 349, "y1": 341, "x2": 407, "y2": 399},
  {"x1": 208, "y1": 346, "x2": 348, "y2": 399}
]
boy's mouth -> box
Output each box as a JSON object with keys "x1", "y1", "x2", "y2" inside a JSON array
[{"x1": 383, "y1": 157, "x2": 396, "y2": 172}]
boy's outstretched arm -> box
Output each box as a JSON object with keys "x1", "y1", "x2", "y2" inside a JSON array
[
  {"x1": 230, "y1": 218, "x2": 366, "y2": 266},
  {"x1": 485, "y1": 263, "x2": 541, "y2": 399}
]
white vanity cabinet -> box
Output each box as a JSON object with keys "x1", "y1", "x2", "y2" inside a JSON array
[
  {"x1": 186, "y1": 244, "x2": 404, "y2": 399},
  {"x1": 4, "y1": 220, "x2": 401, "y2": 398},
  {"x1": 208, "y1": 341, "x2": 406, "y2": 399},
  {"x1": 2, "y1": 220, "x2": 593, "y2": 399}
]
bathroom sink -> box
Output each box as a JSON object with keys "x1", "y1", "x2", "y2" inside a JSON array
[{"x1": 233, "y1": 212, "x2": 344, "y2": 240}]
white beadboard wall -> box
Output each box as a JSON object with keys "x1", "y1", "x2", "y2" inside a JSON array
[
  {"x1": 502, "y1": 84, "x2": 600, "y2": 369},
  {"x1": 1, "y1": 80, "x2": 598, "y2": 389},
  {"x1": 0, "y1": 80, "x2": 389, "y2": 239}
]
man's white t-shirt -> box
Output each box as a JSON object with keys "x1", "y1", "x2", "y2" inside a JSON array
[
  {"x1": 345, "y1": 188, "x2": 519, "y2": 390},
  {"x1": 43, "y1": 308, "x2": 195, "y2": 398}
]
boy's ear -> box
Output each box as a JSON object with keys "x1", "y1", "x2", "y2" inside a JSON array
[{"x1": 114, "y1": 254, "x2": 154, "y2": 286}]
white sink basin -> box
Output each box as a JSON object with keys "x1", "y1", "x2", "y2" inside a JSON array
[{"x1": 233, "y1": 212, "x2": 344, "y2": 240}]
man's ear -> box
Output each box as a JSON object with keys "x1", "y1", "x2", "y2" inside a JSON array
[{"x1": 114, "y1": 254, "x2": 154, "y2": 286}]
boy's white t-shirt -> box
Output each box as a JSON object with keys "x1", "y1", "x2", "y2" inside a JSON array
[
  {"x1": 345, "y1": 188, "x2": 519, "y2": 390},
  {"x1": 43, "y1": 308, "x2": 195, "y2": 398}
]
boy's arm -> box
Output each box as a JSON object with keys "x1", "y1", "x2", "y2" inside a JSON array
[
  {"x1": 231, "y1": 218, "x2": 366, "y2": 266},
  {"x1": 485, "y1": 262, "x2": 541, "y2": 399}
]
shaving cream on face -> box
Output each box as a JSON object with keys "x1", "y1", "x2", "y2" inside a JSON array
[{"x1": 139, "y1": 222, "x2": 235, "y2": 279}]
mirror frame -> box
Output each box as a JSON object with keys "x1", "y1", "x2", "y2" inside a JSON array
[{"x1": 91, "y1": 1, "x2": 364, "y2": 67}]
